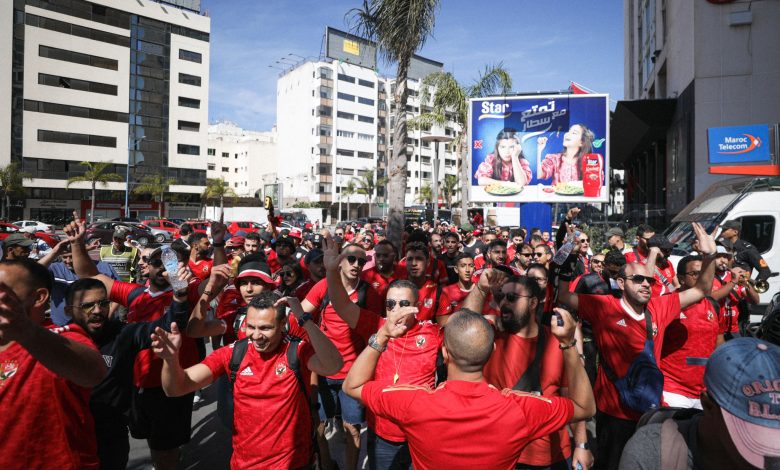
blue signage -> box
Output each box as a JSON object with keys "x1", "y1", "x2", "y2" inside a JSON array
[{"x1": 708, "y1": 124, "x2": 771, "y2": 164}]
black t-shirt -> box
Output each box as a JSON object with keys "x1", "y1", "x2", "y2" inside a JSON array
[{"x1": 439, "y1": 253, "x2": 460, "y2": 284}]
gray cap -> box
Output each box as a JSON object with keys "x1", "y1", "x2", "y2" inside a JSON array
[
  {"x1": 605, "y1": 227, "x2": 624, "y2": 238},
  {"x1": 113, "y1": 227, "x2": 130, "y2": 239},
  {"x1": 4, "y1": 233, "x2": 34, "y2": 247}
]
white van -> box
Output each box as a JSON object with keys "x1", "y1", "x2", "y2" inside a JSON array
[{"x1": 666, "y1": 176, "x2": 780, "y2": 319}]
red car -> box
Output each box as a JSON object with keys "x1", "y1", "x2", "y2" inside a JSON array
[
  {"x1": 143, "y1": 219, "x2": 180, "y2": 243},
  {"x1": 0, "y1": 222, "x2": 58, "y2": 247},
  {"x1": 173, "y1": 220, "x2": 212, "y2": 239},
  {"x1": 226, "y1": 221, "x2": 263, "y2": 235}
]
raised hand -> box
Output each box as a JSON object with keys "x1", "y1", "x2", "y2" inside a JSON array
[
  {"x1": 151, "y1": 322, "x2": 182, "y2": 361},
  {"x1": 321, "y1": 235, "x2": 343, "y2": 272},
  {"x1": 63, "y1": 210, "x2": 88, "y2": 245},
  {"x1": 210, "y1": 221, "x2": 227, "y2": 244},
  {"x1": 537, "y1": 136, "x2": 548, "y2": 151},
  {"x1": 693, "y1": 222, "x2": 716, "y2": 255},
  {"x1": 478, "y1": 268, "x2": 507, "y2": 294},
  {"x1": 206, "y1": 264, "x2": 232, "y2": 293},
  {"x1": 550, "y1": 307, "x2": 576, "y2": 345},
  {"x1": 381, "y1": 305, "x2": 418, "y2": 339}
]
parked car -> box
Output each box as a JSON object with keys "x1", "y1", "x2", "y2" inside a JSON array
[
  {"x1": 226, "y1": 221, "x2": 263, "y2": 235},
  {"x1": 13, "y1": 220, "x2": 54, "y2": 234},
  {"x1": 143, "y1": 219, "x2": 180, "y2": 243},
  {"x1": 173, "y1": 220, "x2": 212, "y2": 239},
  {"x1": 85, "y1": 221, "x2": 153, "y2": 246},
  {"x1": 1, "y1": 222, "x2": 59, "y2": 247},
  {"x1": 0, "y1": 222, "x2": 20, "y2": 241}
]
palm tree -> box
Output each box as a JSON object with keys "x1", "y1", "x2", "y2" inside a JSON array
[
  {"x1": 413, "y1": 64, "x2": 512, "y2": 222},
  {"x1": 350, "y1": 0, "x2": 440, "y2": 249},
  {"x1": 353, "y1": 168, "x2": 388, "y2": 207},
  {"x1": 65, "y1": 161, "x2": 123, "y2": 223},
  {"x1": 0, "y1": 162, "x2": 31, "y2": 221},
  {"x1": 342, "y1": 179, "x2": 357, "y2": 220},
  {"x1": 132, "y1": 174, "x2": 177, "y2": 218},
  {"x1": 201, "y1": 178, "x2": 238, "y2": 219},
  {"x1": 416, "y1": 183, "x2": 432, "y2": 205},
  {"x1": 441, "y1": 174, "x2": 458, "y2": 209}
]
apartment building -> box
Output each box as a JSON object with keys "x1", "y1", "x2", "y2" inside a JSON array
[
  {"x1": 0, "y1": 0, "x2": 210, "y2": 221},
  {"x1": 207, "y1": 121, "x2": 277, "y2": 198}
]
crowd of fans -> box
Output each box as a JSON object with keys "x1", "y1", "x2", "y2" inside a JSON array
[{"x1": 1, "y1": 208, "x2": 779, "y2": 470}]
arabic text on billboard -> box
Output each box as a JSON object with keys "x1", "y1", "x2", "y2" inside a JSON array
[
  {"x1": 707, "y1": 124, "x2": 772, "y2": 165},
  {"x1": 469, "y1": 94, "x2": 610, "y2": 203}
]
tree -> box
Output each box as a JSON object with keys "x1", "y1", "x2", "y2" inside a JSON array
[
  {"x1": 201, "y1": 178, "x2": 238, "y2": 219},
  {"x1": 413, "y1": 64, "x2": 512, "y2": 222},
  {"x1": 0, "y1": 162, "x2": 31, "y2": 221},
  {"x1": 342, "y1": 179, "x2": 357, "y2": 220},
  {"x1": 416, "y1": 183, "x2": 433, "y2": 205},
  {"x1": 441, "y1": 174, "x2": 458, "y2": 209},
  {"x1": 65, "y1": 161, "x2": 123, "y2": 223},
  {"x1": 132, "y1": 174, "x2": 177, "y2": 218},
  {"x1": 350, "y1": 0, "x2": 440, "y2": 249},
  {"x1": 353, "y1": 168, "x2": 388, "y2": 207}
]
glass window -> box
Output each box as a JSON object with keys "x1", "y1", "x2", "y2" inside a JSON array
[
  {"x1": 178, "y1": 49, "x2": 202, "y2": 63},
  {"x1": 178, "y1": 97, "x2": 200, "y2": 108},
  {"x1": 178, "y1": 73, "x2": 201, "y2": 87},
  {"x1": 207, "y1": 163, "x2": 215, "y2": 170},
  {"x1": 358, "y1": 115, "x2": 374, "y2": 124},
  {"x1": 739, "y1": 216, "x2": 775, "y2": 254},
  {"x1": 207, "y1": 148, "x2": 216, "y2": 156},
  {"x1": 358, "y1": 79, "x2": 375, "y2": 88},
  {"x1": 337, "y1": 92, "x2": 355, "y2": 102},
  {"x1": 337, "y1": 73, "x2": 355, "y2": 83},
  {"x1": 178, "y1": 120, "x2": 200, "y2": 132},
  {"x1": 336, "y1": 148, "x2": 354, "y2": 157},
  {"x1": 177, "y1": 144, "x2": 200, "y2": 155},
  {"x1": 358, "y1": 97, "x2": 375, "y2": 106},
  {"x1": 337, "y1": 111, "x2": 354, "y2": 120}
]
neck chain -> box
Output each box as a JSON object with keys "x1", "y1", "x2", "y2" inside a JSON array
[{"x1": 391, "y1": 335, "x2": 408, "y2": 384}]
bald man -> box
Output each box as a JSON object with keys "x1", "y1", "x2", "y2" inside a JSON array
[{"x1": 343, "y1": 309, "x2": 594, "y2": 469}]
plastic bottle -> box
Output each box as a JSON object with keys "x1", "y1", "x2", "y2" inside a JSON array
[
  {"x1": 552, "y1": 230, "x2": 580, "y2": 265},
  {"x1": 161, "y1": 246, "x2": 188, "y2": 291}
]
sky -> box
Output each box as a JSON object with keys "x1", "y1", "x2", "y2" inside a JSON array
[{"x1": 202, "y1": 0, "x2": 625, "y2": 131}]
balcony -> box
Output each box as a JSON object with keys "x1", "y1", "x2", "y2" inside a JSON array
[
  {"x1": 378, "y1": 108, "x2": 387, "y2": 118},
  {"x1": 318, "y1": 174, "x2": 332, "y2": 183},
  {"x1": 319, "y1": 115, "x2": 333, "y2": 126},
  {"x1": 319, "y1": 155, "x2": 333, "y2": 164},
  {"x1": 320, "y1": 97, "x2": 333, "y2": 107},
  {"x1": 319, "y1": 194, "x2": 333, "y2": 202},
  {"x1": 378, "y1": 143, "x2": 387, "y2": 152},
  {"x1": 318, "y1": 136, "x2": 333, "y2": 146},
  {"x1": 320, "y1": 77, "x2": 333, "y2": 87}
]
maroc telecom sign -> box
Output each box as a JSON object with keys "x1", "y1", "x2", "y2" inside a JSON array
[{"x1": 708, "y1": 124, "x2": 772, "y2": 164}]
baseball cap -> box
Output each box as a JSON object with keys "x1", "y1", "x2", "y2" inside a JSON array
[
  {"x1": 288, "y1": 228, "x2": 302, "y2": 240},
  {"x1": 259, "y1": 231, "x2": 273, "y2": 243},
  {"x1": 717, "y1": 237, "x2": 735, "y2": 251},
  {"x1": 647, "y1": 234, "x2": 675, "y2": 251},
  {"x1": 733, "y1": 260, "x2": 751, "y2": 271},
  {"x1": 605, "y1": 227, "x2": 625, "y2": 238},
  {"x1": 236, "y1": 257, "x2": 275, "y2": 284},
  {"x1": 722, "y1": 220, "x2": 742, "y2": 232},
  {"x1": 704, "y1": 337, "x2": 780, "y2": 468},
  {"x1": 311, "y1": 233, "x2": 323, "y2": 246},
  {"x1": 460, "y1": 223, "x2": 474, "y2": 232},
  {"x1": 4, "y1": 233, "x2": 33, "y2": 248},
  {"x1": 113, "y1": 227, "x2": 129, "y2": 239},
  {"x1": 304, "y1": 248, "x2": 324, "y2": 265},
  {"x1": 227, "y1": 236, "x2": 245, "y2": 247},
  {"x1": 715, "y1": 245, "x2": 733, "y2": 257}
]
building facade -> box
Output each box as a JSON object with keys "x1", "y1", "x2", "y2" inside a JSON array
[
  {"x1": 206, "y1": 121, "x2": 277, "y2": 198},
  {"x1": 616, "y1": 0, "x2": 780, "y2": 219},
  {"x1": 1, "y1": 0, "x2": 210, "y2": 222}
]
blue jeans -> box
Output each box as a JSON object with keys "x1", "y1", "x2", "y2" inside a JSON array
[
  {"x1": 514, "y1": 458, "x2": 571, "y2": 470},
  {"x1": 367, "y1": 428, "x2": 412, "y2": 470},
  {"x1": 317, "y1": 376, "x2": 365, "y2": 425}
]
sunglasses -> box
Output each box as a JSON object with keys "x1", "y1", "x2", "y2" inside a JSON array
[
  {"x1": 346, "y1": 255, "x2": 367, "y2": 267},
  {"x1": 685, "y1": 270, "x2": 701, "y2": 277},
  {"x1": 590, "y1": 259, "x2": 604, "y2": 266},
  {"x1": 493, "y1": 292, "x2": 533, "y2": 303},
  {"x1": 579, "y1": 238, "x2": 589, "y2": 243},
  {"x1": 142, "y1": 257, "x2": 164, "y2": 268},
  {"x1": 280, "y1": 270, "x2": 295, "y2": 277},
  {"x1": 623, "y1": 275, "x2": 657, "y2": 285},
  {"x1": 78, "y1": 299, "x2": 111, "y2": 311},
  {"x1": 532, "y1": 252, "x2": 546, "y2": 257},
  {"x1": 519, "y1": 252, "x2": 533, "y2": 257},
  {"x1": 385, "y1": 299, "x2": 413, "y2": 310}
]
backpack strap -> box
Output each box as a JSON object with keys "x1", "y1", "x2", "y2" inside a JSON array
[
  {"x1": 320, "y1": 280, "x2": 370, "y2": 313},
  {"x1": 285, "y1": 336, "x2": 309, "y2": 401},
  {"x1": 126, "y1": 285, "x2": 147, "y2": 309},
  {"x1": 513, "y1": 326, "x2": 546, "y2": 393},
  {"x1": 660, "y1": 419, "x2": 690, "y2": 470},
  {"x1": 228, "y1": 338, "x2": 250, "y2": 385}
]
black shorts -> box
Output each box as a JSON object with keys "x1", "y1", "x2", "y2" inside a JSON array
[{"x1": 129, "y1": 386, "x2": 194, "y2": 450}]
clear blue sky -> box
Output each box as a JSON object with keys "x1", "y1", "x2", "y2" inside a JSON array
[{"x1": 202, "y1": 0, "x2": 624, "y2": 131}]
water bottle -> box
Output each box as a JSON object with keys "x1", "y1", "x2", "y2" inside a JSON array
[
  {"x1": 161, "y1": 246, "x2": 188, "y2": 291},
  {"x1": 552, "y1": 230, "x2": 580, "y2": 265}
]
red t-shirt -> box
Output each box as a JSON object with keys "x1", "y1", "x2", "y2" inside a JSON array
[
  {"x1": 482, "y1": 328, "x2": 570, "y2": 466},
  {"x1": 713, "y1": 272, "x2": 746, "y2": 334},
  {"x1": 436, "y1": 283, "x2": 497, "y2": 318},
  {"x1": 0, "y1": 324, "x2": 99, "y2": 470},
  {"x1": 111, "y1": 280, "x2": 201, "y2": 388},
  {"x1": 304, "y1": 279, "x2": 383, "y2": 379},
  {"x1": 414, "y1": 279, "x2": 441, "y2": 322},
  {"x1": 294, "y1": 279, "x2": 317, "y2": 301},
  {"x1": 215, "y1": 284, "x2": 245, "y2": 344},
  {"x1": 202, "y1": 338, "x2": 315, "y2": 469},
  {"x1": 623, "y1": 250, "x2": 676, "y2": 296},
  {"x1": 660, "y1": 297, "x2": 720, "y2": 398},
  {"x1": 267, "y1": 250, "x2": 280, "y2": 273},
  {"x1": 370, "y1": 320, "x2": 441, "y2": 441},
  {"x1": 361, "y1": 265, "x2": 408, "y2": 300},
  {"x1": 188, "y1": 257, "x2": 214, "y2": 281},
  {"x1": 578, "y1": 293, "x2": 680, "y2": 420},
  {"x1": 362, "y1": 380, "x2": 574, "y2": 470}
]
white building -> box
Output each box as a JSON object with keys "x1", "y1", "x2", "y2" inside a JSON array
[
  {"x1": 0, "y1": 0, "x2": 210, "y2": 221},
  {"x1": 206, "y1": 121, "x2": 277, "y2": 198}
]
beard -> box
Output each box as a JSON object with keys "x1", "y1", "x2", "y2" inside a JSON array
[{"x1": 500, "y1": 306, "x2": 531, "y2": 333}]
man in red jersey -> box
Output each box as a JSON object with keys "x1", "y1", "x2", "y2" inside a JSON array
[
  {"x1": 0, "y1": 258, "x2": 107, "y2": 470},
  {"x1": 556, "y1": 222, "x2": 717, "y2": 470},
  {"x1": 187, "y1": 232, "x2": 214, "y2": 281},
  {"x1": 463, "y1": 270, "x2": 594, "y2": 470},
  {"x1": 403, "y1": 242, "x2": 441, "y2": 322},
  {"x1": 436, "y1": 252, "x2": 497, "y2": 325},
  {"x1": 153, "y1": 292, "x2": 342, "y2": 469},
  {"x1": 295, "y1": 248, "x2": 326, "y2": 300},
  {"x1": 473, "y1": 239, "x2": 521, "y2": 279},
  {"x1": 343, "y1": 305, "x2": 595, "y2": 470},
  {"x1": 659, "y1": 254, "x2": 722, "y2": 410},
  {"x1": 711, "y1": 244, "x2": 759, "y2": 340},
  {"x1": 361, "y1": 240, "x2": 407, "y2": 300}
]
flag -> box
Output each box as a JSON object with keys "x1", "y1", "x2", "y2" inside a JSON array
[{"x1": 570, "y1": 81, "x2": 591, "y2": 95}]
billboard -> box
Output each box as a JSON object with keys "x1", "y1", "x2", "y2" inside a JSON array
[
  {"x1": 707, "y1": 124, "x2": 772, "y2": 164},
  {"x1": 325, "y1": 27, "x2": 377, "y2": 70},
  {"x1": 468, "y1": 94, "x2": 609, "y2": 203}
]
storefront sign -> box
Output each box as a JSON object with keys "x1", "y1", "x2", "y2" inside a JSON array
[{"x1": 708, "y1": 124, "x2": 772, "y2": 164}]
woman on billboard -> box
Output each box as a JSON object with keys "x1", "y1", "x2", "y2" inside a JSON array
[
  {"x1": 474, "y1": 128, "x2": 532, "y2": 186},
  {"x1": 536, "y1": 124, "x2": 595, "y2": 184}
]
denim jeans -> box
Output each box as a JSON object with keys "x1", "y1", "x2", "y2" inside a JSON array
[{"x1": 367, "y1": 428, "x2": 412, "y2": 470}]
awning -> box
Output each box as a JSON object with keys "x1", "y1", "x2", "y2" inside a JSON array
[{"x1": 610, "y1": 99, "x2": 677, "y2": 166}]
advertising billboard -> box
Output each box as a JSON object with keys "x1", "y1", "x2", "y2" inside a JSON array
[
  {"x1": 325, "y1": 27, "x2": 377, "y2": 70},
  {"x1": 469, "y1": 94, "x2": 609, "y2": 203},
  {"x1": 707, "y1": 124, "x2": 772, "y2": 164}
]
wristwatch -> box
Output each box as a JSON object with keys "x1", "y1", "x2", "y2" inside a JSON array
[
  {"x1": 297, "y1": 313, "x2": 313, "y2": 327},
  {"x1": 559, "y1": 338, "x2": 578, "y2": 350},
  {"x1": 575, "y1": 442, "x2": 589, "y2": 450},
  {"x1": 368, "y1": 333, "x2": 387, "y2": 353}
]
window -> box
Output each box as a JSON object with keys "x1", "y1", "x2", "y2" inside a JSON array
[
  {"x1": 207, "y1": 163, "x2": 215, "y2": 170},
  {"x1": 337, "y1": 130, "x2": 354, "y2": 138},
  {"x1": 358, "y1": 97, "x2": 375, "y2": 106},
  {"x1": 178, "y1": 73, "x2": 201, "y2": 86},
  {"x1": 337, "y1": 92, "x2": 355, "y2": 102},
  {"x1": 357, "y1": 133, "x2": 374, "y2": 142},
  {"x1": 178, "y1": 97, "x2": 200, "y2": 108},
  {"x1": 221, "y1": 167, "x2": 229, "y2": 172},
  {"x1": 178, "y1": 49, "x2": 202, "y2": 63},
  {"x1": 178, "y1": 120, "x2": 200, "y2": 132},
  {"x1": 336, "y1": 168, "x2": 354, "y2": 175},
  {"x1": 357, "y1": 151, "x2": 373, "y2": 159},
  {"x1": 337, "y1": 111, "x2": 354, "y2": 120},
  {"x1": 739, "y1": 216, "x2": 775, "y2": 253},
  {"x1": 207, "y1": 148, "x2": 216, "y2": 156},
  {"x1": 358, "y1": 115, "x2": 374, "y2": 124},
  {"x1": 24, "y1": 99, "x2": 128, "y2": 123},
  {"x1": 222, "y1": 152, "x2": 229, "y2": 158},
  {"x1": 338, "y1": 73, "x2": 355, "y2": 83},
  {"x1": 358, "y1": 79, "x2": 375, "y2": 88},
  {"x1": 38, "y1": 73, "x2": 117, "y2": 95},
  {"x1": 37, "y1": 130, "x2": 116, "y2": 147},
  {"x1": 25, "y1": 13, "x2": 130, "y2": 47},
  {"x1": 336, "y1": 148, "x2": 354, "y2": 157},
  {"x1": 177, "y1": 144, "x2": 200, "y2": 155},
  {"x1": 38, "y1": 45, "x2": 118, "y2": 70}
]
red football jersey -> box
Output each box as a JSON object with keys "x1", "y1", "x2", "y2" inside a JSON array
[
  {"x1": 361, "y1": 264, "x2": 408, "y2": 300},
  {"x1": 436, "y1": 283, "x2": 497, "y2": 318},
  {"x1": 188, "y1": 257, "x2": 214, "y2": 281}
]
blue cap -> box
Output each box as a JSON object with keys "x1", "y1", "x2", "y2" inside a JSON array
[{"x1": 704, "y1": 337, "x2": 780, "y2": 467}]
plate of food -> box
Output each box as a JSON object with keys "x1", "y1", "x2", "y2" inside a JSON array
[
  {"x1": 553, "y1": 181, "x2": 584, "y2": 196},
  {"x1": 485, "y1": 182, "x2": 524, "y2": 196}
]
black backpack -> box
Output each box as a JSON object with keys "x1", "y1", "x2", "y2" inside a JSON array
[{"x1": 319, "y1": 280, "x2": 370, "y2": 312}]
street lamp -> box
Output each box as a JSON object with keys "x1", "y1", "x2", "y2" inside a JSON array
[
  {"x1": 125, "y1": 135, "x2": 145, "y2": 218},
  {"x1": 421, "y1": 134, "x2": 454, "y2": 222}
]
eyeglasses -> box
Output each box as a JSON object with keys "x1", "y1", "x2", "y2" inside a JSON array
[
  {"x1": 519, "y1": 252, "x2": 533, "y2": 257},
  {"x1": 493, "y1": 292, "x2": 533, "y2": 303},
  {"x1": 280, "y1": 270, "x2": 295, "y2": 277},
  {"x1": 141, "y1": 257, "x2": 163, "y2": 268},
  {"x1": 346, "y1": 255, "x2": 367, "y2": 267},
  {"x1": 590, "y1": 259, "x2": 604, "y2": 266},
  {"x1": 623, "y1": 275, "x2": 657, "y2": 285},
  {"x1": 685, "y1": 270, "x2": 701, "y2": 277},
  {"x1": 532, "y1": 252, "x2": 546, "y2": 257},
  {"x1": 385, "y1": 299, "x2": 412, "y2": 310},
  {"x1": 77, "y1": 299, "x2": 110, "y2": 311}
]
